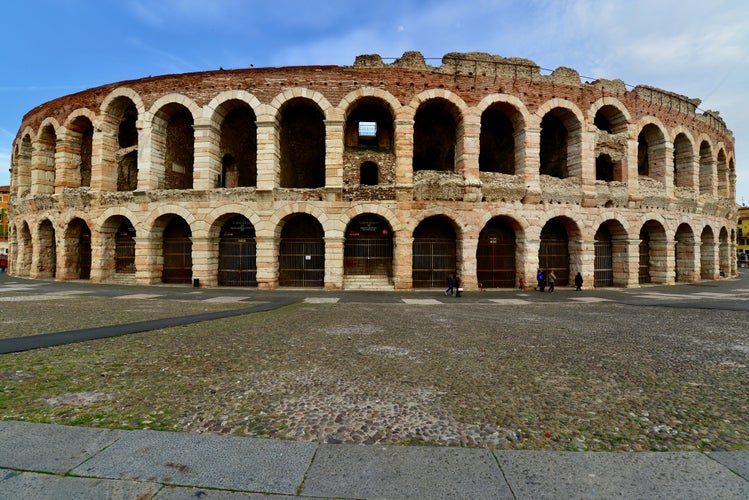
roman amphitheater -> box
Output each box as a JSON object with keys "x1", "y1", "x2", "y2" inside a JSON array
[{"x1": 6, "y1": 51, "x2": 737, "y2": 290}]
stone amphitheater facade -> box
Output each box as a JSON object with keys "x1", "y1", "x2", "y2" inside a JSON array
[{"x1": 7, "y1": 51, "x2": 738, "y2": 290}]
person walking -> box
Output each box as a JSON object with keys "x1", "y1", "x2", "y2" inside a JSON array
[
  {"x1": 536, "y1": 269, "x2": 545, "y2": 292},
  {"x1": 445, "y1": 273, "x2": 454, "y2": 296},
  {"x1": 547, "y1": 270, "x2": 556, "y2": 292},
  {"x1": 574, "y1": 272, "x2": 583, "y2": 291},
  {"x1": 454, "y1": 274, "x2": 462, "y2": 297}
]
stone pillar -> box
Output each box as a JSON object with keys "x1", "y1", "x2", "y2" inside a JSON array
[
  {"x1": 625, "y1": 138, "x2": 641, "y2": 208},
  {"x1": 30, "y1": 137, "x2": 56, "y2": 195},
  {"x1": 622, "y1": 239, "x2": 643, "y2": 288},
  {"x1": 55, "y1": 133, "x2": 78, "y2": 192},
  {"x1": 459, "y1": 235, "x2": 478, "y2": 289},
  {"x1": 324, "y1": 235, "x2": 344, "y2": 289},
  {"x1": 91, "y1": 127, "x2": 117, "y2": 192},
  {"x1": 459, "y1": 110, "x2": 481, "y2": 202},
  {"x1": 520, "y1": 127, "x2": 541, "y2": 203},
  {"x1": 394, "y1": 119, "x2": 414, "y2": 201},
  {"x1": 324, "y1": 119, "x2": 344, "y2": 202},
  {"x1": 134, "y1": 235, "x2": 162, "y2": 285},
  {"x1": 190, "y1": 235, "x2": 214, "y2": 287},
  {"x1": 520, "y1": 238, "x2": 540, "y2": 287},
  {"x1": 255, "y1": 233, "x2": 278, "y2": 289},
  {"x1": 571, "y1": 239, "x2": 595, "y2": 287},
  {"x1": 392, "y1": 232, "x2": 413, "y2": 290},
  {"x1": 676, "y1": 240, "x2": 700, "y2": 283},
  {"x1": 193, "y1": 118, "x2": 221, "y2": 190},
  {"x1": 139, "y1": 113, "x2": 163, "y2": 190},
  {"x1": 579, "y1": 130, "x2": 598, "y2": 207},
  {"x1": 256, "y1": 117, "x2": 280, "y2": 192}
]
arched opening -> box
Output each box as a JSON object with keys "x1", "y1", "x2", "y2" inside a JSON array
[
  {"x1": 156, "y1": 104, "x2": 195, "y2": 190},
  {"x1": 594, "y1": 225, "x2": 613, "y2": 287},
  {"x1": 476, "y1": 217, "x2": 516, "y2": 288},
  {"x1": 218, "y1": 215, "x2": 257, "y2": 287},
  {"x1": 540, "y1": 114, "x2": 567, "y2": 178},
  {"x1": 719, "y1": 227, "x2": 730, "y2": 276},
  {"x1": 279, "y1": 214, "x2": 324, "y2": 287},
  {"x1": 639, "y1": 221, "x2": 668, "y2": 284},
  {"x1": 116, "y1": 100, "x2": 139, "y2": 191},
  {"x1": 279, "y1": 98, "x2": 325, "y2": 188},
  {"x1": 162, "y1": 217, "x2": 192, "y2": 284},
  {"x1": 700, "y1": 226, "x2": 716, "y2": 279},
  {"x1": 637, "y1": 124, "x2": 667, "y2": 183},
  {"x1": 64, "y1": 218, "x2": 91, "y2": 280},
  {"x1": 673, "y1": 133, "x2": 694, "y2": 189},
  {"x1": 413, "y1": 100, "x2": 457, "y2": 172},
  {"x1": 360, "y1": 162, "x2": 379, "y2": 185},
  {"x1": 593, "y1": 105, "x2": 628, "y2": 134},
  {"x1": 35, "y1": 125, "x2": 57, "y2": 194},
  {"x1": 344, "y1": 214, "x2": 393, "y2": 279},
  {"x1": 539, "y1": 218, "x2": 570, "y2": 285},
  {"x1": 675, "y1": 223, "x2": 696, "y2": 283},
  {"x1": 412, "y1": 216, "x2": 457, "y2": 288},
  {"x1": 37, "y1": 220, "x2": 57, "y2": 278},
  {"x1": 699, "y1": 141, "x2": 714, "y2": 196},
  {"x1": 345, "y1": 97, "x2": 394, "y2": 151},
  {"x1": 69, "y1": 116, "x2": 94, "y2": 188},
  {"x1": 479, "y1": 104, "x2": 516, "y2": 174},
  {"x1": 114, "y1": 219, "x2": 136, "y2": 275},
  {"x1": 17, "y1": 222, "x2": 32, "y2": 276},
  {"x1": 220, "y1": 102, "x2": 257, "y2": 187}
]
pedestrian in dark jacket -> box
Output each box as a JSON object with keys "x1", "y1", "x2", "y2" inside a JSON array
[
  {"x1": 547, "y1": 270, "x2": 556, "y2": 292},
  {"x1": 536, "y1": 269, "x2": 545, "y2": 292},
  {"x1": 454, "y1": 274, "x2": 462, "y2": 297},
  {"x1": 574, "y1": 272, "x2": 583, "y2": 291},
  {"x1": 445, "y1": 273, "x2": 454, "y2": 296}
]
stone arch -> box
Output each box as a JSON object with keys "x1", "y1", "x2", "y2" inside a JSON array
[
  {"x1": 61, "y1": 217, "x2": 92, "y2": 280},
  {"x1": 343, "y1": 204, "x2": 403, "y2": 234},
  {"x1": 476, "y1": 215, "x2": 521, "y2": 288},
  {"x1": 15, "y1": 220, "x2": 33, "y2": 276},
  {"x1": 100, "y1": 90, "x2": 145, "y2": 192},
  {"x1": 588, "y1": 97, "x2": 631, "y2": 134},
  {"x1": 206, "y1": 204, "x2": 263, "y2": 239},
  {"x1": 213, "y1": 212, "x2": 258, "y2": 287},
  {"x1": 594, "y1": 219, "x2": 629, "y2": 287},
  {"x1": 639, "y1": 219, "x2": 668, "y2": 284},
  {"x1": 537, "y1": 100, "x2": 584, "y2": 180},
  {"x1": 719, "y1": 226, "x2": 730, "y2": 276},
  {"x1": 674, "y1": 223, "x2": 697, "y2": 283},
  {"x1": 276, "y1": 96, "x2": 326, "y2": 188},
  {"x1": 636, "y1": 119, "x2": 669, "y2": 184},
  {"x1": 479, "y1": 100, "x2": 525, "y2": 174},
  {"x1": 412, "y1": 96, "x2": 464, "y2": 173},
  {"x1": 99, "y1": 213, "x2": 138, "y2": 281},
  {"x1": 269, "y1": 87, "x2": 335, "y2": 119},
  {"x1": 538, "y1": 215, "x2": 582, "y2": 286},
  {"x1": 148, "y1": 95, "x2": 200, "y2": 190},
  {"x1": 277, "y1": 212, "x2": 325, "y2": 287},
  {"x1": 344, "y1": 213, "x2": 394, "y2": 279},
  {"x1": 34, "y1": 218, "x2": 58, "y2": 279},
  {"x1": 32, "y1": 118, "x2": 61, "y2": 194},
  {"x1": 700, "y1": 225, "x2": 717, "y2": 280},
  {"x1": 412, "y1": 214, "x2": 459, "y2": 288},
  {"x1": 143, "y1": 205, "x2": 198, "y2": 236},
  {"x1": 61, "y1": 109, "x2": 96, "y2": 188},
  {"x1": 672, "y1": 129, "x2": 696, "y2": 189},
  {"x1": 697, "y1": 135, "x2": 716, "y2": 196}
]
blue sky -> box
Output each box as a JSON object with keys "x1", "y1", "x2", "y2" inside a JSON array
[{"x1": 2, "y1": 0, "x2": 748, "y2": 202}]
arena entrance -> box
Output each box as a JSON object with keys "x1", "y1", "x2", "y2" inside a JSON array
[
  {"x1": 279, "y1": 214, "x2": 324, "y2": 287},
  {"x1": 594, "y1": 226, "x2": 613, "y2": 287},
  {"x1": 218, "y1": 215, "x2": 257, "y2": 287},
  {"x1": 539, "y1": 218, "x2": 570, "y2": 285},
  {"x1": 344, "y1": 214, "x2": 393, "y2": 279},
  {"x1": 162, "y1": 217, "x2": 192, "y2": 284},
  {"x1": 115, "y1": 220, "x2": 136, "y2": 274},
  {"x1": 476, "y1": 218, "x2": 516, "y2": 288},
  {"x1": 412, "y1": 216, "x2": 456, "y2": 288}
]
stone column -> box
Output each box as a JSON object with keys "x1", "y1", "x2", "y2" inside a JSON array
[
  {"x1": 622, "y1": 239, "x2": 643, "y2": 288},
  {"x1": 256, "y1": 117, "x2": 280, "y2": 193},
  {"x1": 193, "y1": 118, "x2": 221, "y2": 190},
  {"x1": 134, "y1": 235, "x2": 162, "y2": 285},
  {"x1": 394, "y1": 119, "x2": 414, "y2": 202},
  {"x1": 324, "y1": 119, "x2": 344, "y2": 202},
  {"x1": 519, "y1": 126, "x2": 541, "y2": 203},
  {"x1": 392, "y1": 232, "x2": 413, "y2": 290},
  {"x1": 190, "y1": 235, "x2": 215, "y2": 287},
  {"x1": 459, "y1": 110, "x2": 481, "y2": 202},
  {"x1": 520, "y1": 238, "x2": 540, "y2": 288},
  {"x1": 255, "y1": 233, "x2": 278, "y2": 289},
  {"x1": 324, "y1": 235, "x2": 344, "y2": 290}
]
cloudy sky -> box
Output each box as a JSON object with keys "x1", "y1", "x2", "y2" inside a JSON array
[{"x1": 2, "y1": 0, "x2": 748, "y2": 202}]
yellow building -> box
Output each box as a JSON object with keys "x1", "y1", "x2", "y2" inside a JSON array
[{"x1": 738, "y1": 206, "x2": 749, "y2": 266}]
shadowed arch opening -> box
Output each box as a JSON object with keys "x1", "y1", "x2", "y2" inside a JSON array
[
  {"x1": 218, "y1": 215, "x2": 257, "y2": 287},
  {"x1": 477, "y1": 217, "x2": 516, "y2": 288},
  {"x1": 412, "y1": 216, "x2": 457, "y2": 288},
  {"x1": 279, "y1": 213, "x2": 325, "y2": 287}
]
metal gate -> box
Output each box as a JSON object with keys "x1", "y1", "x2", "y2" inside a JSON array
[
  {"x1": 594, "y1": 241, "x2": 613, "y2": 287},
  {"x1": 639, "y1": 240, "x2": 651, "y2": 283},
  {"x1": 476, "y1": 241, "x2": 515, "y2": 288},
  {"x1": 115, "y1": 238, "x2": 135, "y2": 273},
  {"x1": 344, "y1": 238, "x2": 393, "y2": 276},
  {"x1": 279, "y1": 238, "x2": 324, "y2": 287},
  {"x1": 412, "y1": 238, "x2": 456, "y2": 288},
  {"x1": 218, "y1": 238, "x2": 257, "y2": 286},
  {"x1": 539, "y1": 239, "x2": 569, "y2": 285},
  {"x1": 163, "y1": 236, "x2": 192, "y2": 284}
]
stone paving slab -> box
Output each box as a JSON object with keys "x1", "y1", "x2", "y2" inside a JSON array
[
  {"x1": 301, "y1": 443, "x2": 513, "y2": 499},
  {"x1": 70, "y1": 429, "x2": 318, "y2": 495},
  {"x1": 0, "y1": 420, "x2": 125, "y2": 474},
  {"x1": 155, "y1": 485, "x2": 292, "y2": 498},
  {"x1": 0, "y1": 469, "x2": 161, "y2": 500},
  {"x1": 495, "y1": 450, "x2": 749, "y2": 500},
  {"x1": 707, "y1": 451, "x2": 749, "y2": 481}
]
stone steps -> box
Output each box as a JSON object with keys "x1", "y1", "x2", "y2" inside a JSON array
[{"x1": 343, "y1": 274, "x2": 394, "y2": 290}]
